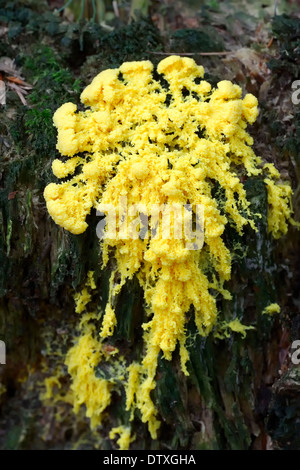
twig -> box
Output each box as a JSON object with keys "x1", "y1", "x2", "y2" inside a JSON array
[{"x1": 9, "y1": 84, "x2": 27, "y2": 105}]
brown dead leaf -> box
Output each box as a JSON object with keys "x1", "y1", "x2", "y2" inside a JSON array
[
  {"x1": 7, "y1": 76, "x2": 31, "y2": 87},
  {"x1": 8, "y1": 191, "x2": 18, "y2": 200},
  {"x1": 0, "y1": 57, "x2": 21, "y2": 77}
]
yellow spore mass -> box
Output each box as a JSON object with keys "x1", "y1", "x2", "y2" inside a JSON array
[
  {"x1": 262, "y1": 303, "x2": 281, "y2": 315},
  {"x1": 109, "y1": 426, "x2": 135, "y2": 450},
  {"x1": 44, "y1": 56, "x2": 297, "y2": 446},
  {"x1": 0, "y1": 382, "x2": 6, "y2": 399},
  {"x1": 214, "y1": 319, "x2": 255, "y2": 339}
]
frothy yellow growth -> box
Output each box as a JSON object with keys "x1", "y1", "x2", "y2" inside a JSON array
[
  {"x1": 44, "y1": 55, "x2": 261, "y2": 239},
  {"x1": 86, "y1": 270, "x2": 96, "y2": 290},
  {"x1": 123, "y1": 346, "x2": 161, "y2": 439},
  {"x1": 42, "y1": 376, "x2": 62, "y2": 400},
  {"x1": 74, "y1": 288, "x2": 91, "y2": 314},
  {"x1": 262, "y1": 303, "x2": 281, "y2": 315},
  {"x1": 125, "y1": 362, "x2": 142, "y2": 417},
  {"x1": 66, "y1": 312, "x2": 160, "y2": 445},
  {"x1": 227, "y1": 319, "x2": 255, "y2": 338},
  {"x1": 215, "y1": 318, "x2": 255, "y2": 339},
  {"x1": 44, "y1": 56, "x2": 298, "y2": 446}
]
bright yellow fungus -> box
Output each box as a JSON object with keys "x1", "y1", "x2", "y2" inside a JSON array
[
  {"x1": 44, "y1": 56, "x2": 298, "y2": 447},
  {"x1": 0, "y1": 382, "x2": 6, "y2": 399},
  {"x1": 214, "y1": 318, "x2": 255, "y2": 339}
]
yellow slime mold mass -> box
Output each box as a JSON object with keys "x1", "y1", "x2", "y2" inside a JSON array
[
  {"x1": 44, "y1": 56, "x2": 298, "y2": 446},
  {"x1": 65, "y1": 331, "x2": 112, "y2": 430}
]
